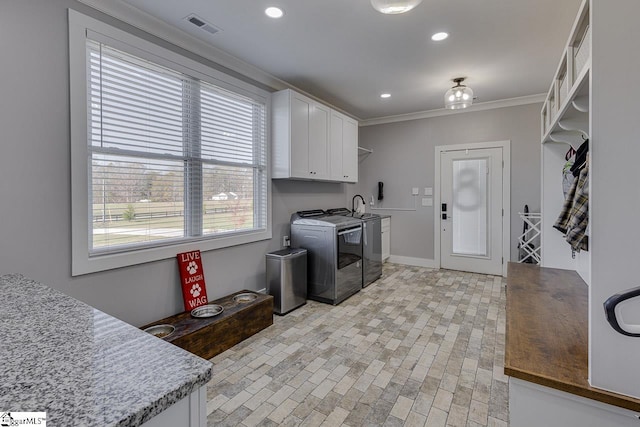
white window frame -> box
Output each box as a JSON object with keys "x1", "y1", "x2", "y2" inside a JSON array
[{"x1": 69, "y1": 10, "x2": 272, "y2": 276}]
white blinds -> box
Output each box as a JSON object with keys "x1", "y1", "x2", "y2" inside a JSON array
[{"x1": 87, "y1": 40, "x2": 267, "y2": 254}]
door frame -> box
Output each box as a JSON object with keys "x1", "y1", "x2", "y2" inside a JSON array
[{"x1": 434, "y1": 140, "x2": 511, "y2": 277}]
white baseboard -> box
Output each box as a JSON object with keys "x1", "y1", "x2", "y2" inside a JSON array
[{"x1": 387, "y1": 256, "x2": 439, "y2": 269}]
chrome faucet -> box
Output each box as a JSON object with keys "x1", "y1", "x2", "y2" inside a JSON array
[{"x1": 352, "y1": 194, "x2": 365, "y2": 214}]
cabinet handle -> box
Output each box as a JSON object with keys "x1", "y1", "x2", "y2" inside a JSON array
[{"x1": 604, "y1": 286, "x2": 640, "y2": 337}]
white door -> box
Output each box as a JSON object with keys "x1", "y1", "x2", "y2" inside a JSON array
[{"x1": 440, "y1": 147, "x2": 503, "y2": 275}]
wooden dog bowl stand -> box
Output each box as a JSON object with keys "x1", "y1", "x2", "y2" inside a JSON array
[{"x1": 141, "y1": 290, "x2": 273, "y2": 360}]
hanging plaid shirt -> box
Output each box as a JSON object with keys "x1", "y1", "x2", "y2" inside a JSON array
[
  {"x1": 553, "y1": 173, "x2": 578, "y2": 234},
  {"x1": 554, "y1": 161, "x2": 589, "y2": 252},
  {"x1": 565, "y1": 164, "x2": 589, "y2": 251}
]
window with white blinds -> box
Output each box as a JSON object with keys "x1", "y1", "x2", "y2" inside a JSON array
[{"x1": 69, "y1": 11, "x2": 270, "y2": 274}]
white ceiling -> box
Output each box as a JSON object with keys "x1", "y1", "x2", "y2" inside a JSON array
[{"x1": 118, "y1": 0, "x2": 582, "y2": 121}]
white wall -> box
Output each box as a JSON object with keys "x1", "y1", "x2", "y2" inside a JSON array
[
  {"x1": 589, "y1": 0, "x2": 640, "y2": 400},
  {"x1": 354, "y1": 104, "x2": 542, "y2": 264}
]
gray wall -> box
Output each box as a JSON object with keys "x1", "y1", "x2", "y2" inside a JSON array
[
  {"x1": 0, "y1": 0, "x2": 540, "y2": 327},
  {"x1": 354, "y1": 104, "x2": 542, "y2": 262},
  {"x1": 0, "y1": 0, "x2": 349, "y2": 327}
]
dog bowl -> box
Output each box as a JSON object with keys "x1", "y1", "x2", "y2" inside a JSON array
[
  {"x1": 143, "y1": 324, "x2": 175, "y2": 339},
  {"x1": 191, "y1": 304, "x2": 224, "y2": 318},
  {"x1": 233, "y1": 293, "x2": 258, "y2": 303}
]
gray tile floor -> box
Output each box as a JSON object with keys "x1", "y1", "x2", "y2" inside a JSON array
[{"x1": 206, "y1": 264, "x2": 508, "y2": 426}]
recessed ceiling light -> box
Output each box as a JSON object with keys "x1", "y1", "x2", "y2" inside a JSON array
[
  {"x1": 265, "y1": 7, "x2": 284, "y2": 18},
  {"x1": 431, "y1": 32, "x2": 449, "y2": 41},
  {"x1": 380, "y1": 93, "x2": 391, "y2": 99}
]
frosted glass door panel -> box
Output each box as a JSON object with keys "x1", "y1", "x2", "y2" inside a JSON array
[
  {"x1": 440, "y1": 147, "x2": 502, "y2": 276},
  {"x1": 452, "y1": 158, "x2": 488, "y2": 256}
]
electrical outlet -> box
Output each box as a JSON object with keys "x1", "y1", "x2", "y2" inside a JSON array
[
  {"x1": 283, "y1": 236, "x2": 290, "y2": 247},
  {"x1": 412, "y1": 187, "x2": 419, "y2": 195}
]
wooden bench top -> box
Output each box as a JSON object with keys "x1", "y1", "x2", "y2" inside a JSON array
[{"x1": 505, "y1": 262, "x2": 640, "y2": 412}]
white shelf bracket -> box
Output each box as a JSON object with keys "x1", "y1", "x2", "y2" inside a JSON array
[
  {"x1": 549, "y1": 130, "x2": 586, "y2": 148},
  {"x1": 572, "y1": 95, "x2": 589, "y2": 113},
  {"x1": 558, "y1": 116, "x2": 589, "y2": 137}
]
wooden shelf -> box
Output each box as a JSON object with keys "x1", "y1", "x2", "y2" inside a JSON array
[{"x1": 505, "y1": 263, "x2": 640, "y2": 412}]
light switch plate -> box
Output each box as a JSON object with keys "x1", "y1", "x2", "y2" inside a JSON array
[
  {"x1": 424, "y1": 187, "x2": 433, "y2": 196},
  {"x1": 412, "y1": 187, "x2": 419, "y2": 195},
  {"x1": 422, "y1": 198, "x2": 433, "y2": 207}
]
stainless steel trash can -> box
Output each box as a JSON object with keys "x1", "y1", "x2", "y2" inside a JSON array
[{"x1": 266, "y1": 248, "x2": 307, "y2": 315}]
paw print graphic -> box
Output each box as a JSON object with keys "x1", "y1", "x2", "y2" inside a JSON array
[
  {"x1": 186, "y1": 261, "x2": 198, "y2": 275},
  {"x1": 190, "y1": 283, "x2": 202, "y2": 298}
]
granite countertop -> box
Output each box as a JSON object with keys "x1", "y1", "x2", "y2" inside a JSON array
[{"x1": 0, "y1": 274, "x2": 212, "y2": 426}]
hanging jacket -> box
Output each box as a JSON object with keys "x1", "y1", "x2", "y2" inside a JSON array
[
  {"x1": 562, "y1": 160, "x2": 574, "y2": 197},
  {"x1": 570, "y1": 140, "x2": 589, "y2": 177},
  {"x1": 565, "y1": 164, "x2": 589, "y2": 251},
  {"x1": 554, "y1": 174, "x2": 579, "y2": 234}
]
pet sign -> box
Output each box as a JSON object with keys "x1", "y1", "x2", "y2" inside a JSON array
[{"x1": 176, "y1": 250, "x2": 209, "y2": 311}]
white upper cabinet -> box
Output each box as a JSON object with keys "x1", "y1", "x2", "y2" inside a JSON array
[
  {"x1": 307, "y1": 101, "x2": 330, "y2": 179},
  {"x1": 272, "y1": 89, "x2": 358, "y2": 183},
  {"x1": 273, "y1": 90, "x2": 329, "y2": 180},
  {"x1": 329, "y1": 110, "x2": 358, "y2": 183}
]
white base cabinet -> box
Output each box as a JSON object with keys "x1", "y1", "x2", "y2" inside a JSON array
[
  {"x1": 509, "y1": 379, "x2": 640, "y2": 427},
  {"x1": 272, "y1": 89, "x2": 358, "y2": 183},
  {"x1": 382, "y1": 217, "x2": 390, "y2": 262},
  {"x1": 142, "y1": 386, "x2": 206, "y2": 427}
]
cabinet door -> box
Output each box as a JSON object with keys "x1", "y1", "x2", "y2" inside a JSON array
[
  {"x1": 308, "y1": 103, "x2": 329, "y2": 179},
  {"x1": 329, "y1": 112, "x2": 358, "y2": 182},
  {"x1": 329, "y1": 112, "x2": 344, "y2": 181},
  {"x1": 382, "y1": 218, "x2": 390, "y2": 262},
  {"x1": 342, "y1": 117, "x2": 358, "y2": 183},
  {"x1": 290, "y1": 95, "x2": 310, "y2": 178}
]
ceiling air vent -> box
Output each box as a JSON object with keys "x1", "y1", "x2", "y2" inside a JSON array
[{"x1": 184, "y1": 14, "x2": 221, "y2": 36}]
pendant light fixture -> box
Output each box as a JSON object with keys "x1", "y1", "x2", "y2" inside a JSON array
[
  {"x1": 444, "y1": 77, "x2": 474, "y2": 110},
  {"x1": 370, "y1": 0, "x2": 423, "y2": 14}
]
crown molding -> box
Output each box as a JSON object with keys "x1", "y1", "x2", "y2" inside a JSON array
[
  {"x1": 76, "y1": 0, "x2": 362, "y2": 120},
  {"x1": 73, "y1": 1, "x2": 544, "y2": 126},
  {"x1": 359, "y1": 93, "x2": 546, "y2": 127},
  {"x1": 75, "y1": 0, "x2": 291, "y2": 90}
]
